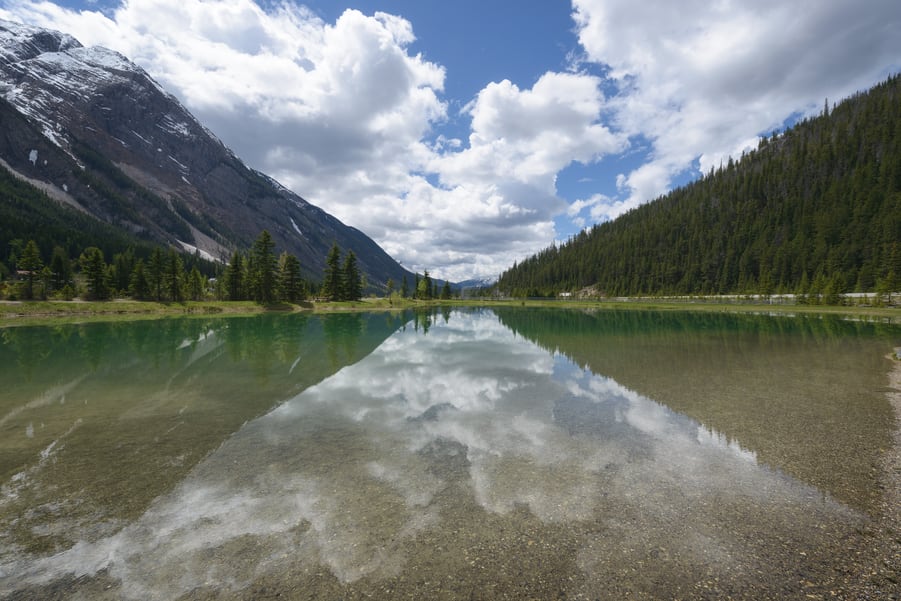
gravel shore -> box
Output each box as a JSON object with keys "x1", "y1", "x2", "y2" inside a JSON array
[{"x1": 842, "y1": 355, "x2": 901, "y2": 599}]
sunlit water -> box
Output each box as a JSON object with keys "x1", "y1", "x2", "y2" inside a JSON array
[{"x1": 1, "y1": 308, "x2": 898, "y2": 599}]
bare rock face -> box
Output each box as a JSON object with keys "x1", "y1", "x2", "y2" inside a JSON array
[{"x1": 0, "y1": 19, "x2": 410, "y2": 285}]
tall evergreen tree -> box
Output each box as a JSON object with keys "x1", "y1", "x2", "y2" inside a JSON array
[
  {"x1": 252, "y1": 230, "x2": 278, "y2": 304},
  {"x1": 148, "y1": 247, "x2": 165, "y2": 301},
  {"x1": 417, "y1": 270, "x2": 432, "y2": 300},
  {"x1": 321, "y1": 242, "x2": 343, "y2": 301},
  {"x1": 49, "y1": 246, "x2": 72, "y2": 293},
  {"x1": 343, "y1": 250, "x2": 362, "y2": 301},
  {"x1": 188, "y1": 266, "x2": 205, "y2": 301},
  {"x1": 79, "y1": 247, "x2": 109, "y2": 300},
  {"x1": 129, "y1": 259, "x2": 150, "y2": 300},
  {"x1": 278, "y1": 252, "x2": 304, "y2": 302},
  {"x1": 166, "y1": 249, "x2": 184, "y2": 301},
  {"x1": 225, "y1": 250, "x2": 245, "y2": 301},
  {"x1": 18, "y1": 239, "x2": 42, "y2": 300},
  {"x1": 111, "y1": 248, "x2": 135, "y2": 295}
]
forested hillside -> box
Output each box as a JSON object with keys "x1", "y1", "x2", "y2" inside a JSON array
[
  {"x1": 0, "y1": 164, "x2": 161, "y2": 270},
  {"x1": 498, "y1": 75, "x2": 901, "y2": 298}
]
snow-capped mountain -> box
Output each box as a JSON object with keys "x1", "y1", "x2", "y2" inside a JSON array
[
  {"x1": 456, "y1": 276, "x2": 498, "y2": 289},
  {"x1": 0, "y1": 19, "x2": 411, "y2": 286}
]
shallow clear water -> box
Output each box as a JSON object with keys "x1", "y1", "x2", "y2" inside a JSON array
[{"x1": 1, "y1": 308, "x2": 898, "y2": 599}]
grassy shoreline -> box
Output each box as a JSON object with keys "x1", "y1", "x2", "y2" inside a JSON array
[{"x1": 1, "y1": 296, "x2": 899, "y2": 327}]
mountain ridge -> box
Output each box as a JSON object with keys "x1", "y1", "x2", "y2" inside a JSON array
[{"x1": 0, "y1": 18, "x2": 413, "y2": 289}]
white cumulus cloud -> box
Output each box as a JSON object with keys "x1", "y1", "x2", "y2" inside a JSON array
[
  {"x1": 571, "y1": 0, "x2": 901, "y2": 217},
  {"x1": 2, "y1": 0, "x2": 899, "y2": 280},
  {"x1": 1, "y1": 0, "x2": 622, "y2": 281}
]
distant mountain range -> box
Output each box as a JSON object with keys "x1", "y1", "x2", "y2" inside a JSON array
[
  {"x1": 498, "y1": 75, "x2": 901, "y2": 298},
  {"x1": 0, "y1": 19, "x2": 413, "y2": 289},
  {"x1": 455, "y1": 276, "x2": 498, "y2": 290}
]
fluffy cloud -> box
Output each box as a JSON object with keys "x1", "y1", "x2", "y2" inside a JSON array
[
  {"x1": 571, "y1": 0, "x2": 901, "y2": 217},
  {"x1": 410, "y1": 71, "x2": 620, "y2": 276},
  {"x1": 1, "y1": 0, "x2": 621, "y2": 281},
  {"x1": 3, "y1": 0, "x2": 899, "y2": 280}
]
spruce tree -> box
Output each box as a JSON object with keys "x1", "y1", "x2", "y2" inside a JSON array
[
  {"x1": 112, "y1": 248, "x2": 135, "y2": 295},
  {"x1": 279, "y1": 252, "x2": 304, "y2": 302},
  {"x1": 79, "y1": 247, "x2": 109, "y2": 300},
  {"x1": 225, "y1": 250, "x2": 245, "y2": 301},
  {"x1": 188, "y1": 266, "x2": 205, "y2": 301},
  {"x1": 166, "y1": 249, "x2": 184, "y2": 301},
  {"x1": 129, "y1": 259, "x2": 150, "y2": 300},
  {"x1": 148, "y1": 247, "x2": 165, "y2": 301},
  {"x1": 322, "y1": 242, "x2": 343, "y2": 301},
  {"x1": 18, "y1": 240, "x2": 42, "y2": 300},
  {"x1": 418, "y1": 270, "x2": 432, "y2": 300},
  {"x1": 252, "y1": 230, "x2": 278, "y2": 304},
  {"x1": 49, "y1": 246, "x2": 72, "y2": 293},
  {"x1": 343, "y1": 250, "x2": 362, "y2": 301}
]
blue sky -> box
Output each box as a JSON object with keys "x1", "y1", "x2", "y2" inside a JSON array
[{"x1": 2, "y1": 0, "x2": 900, "y2": 281}]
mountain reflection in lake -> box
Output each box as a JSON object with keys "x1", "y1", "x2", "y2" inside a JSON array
[{"x1": 1, "y1": 308, "x2": 898, "y2": 599}]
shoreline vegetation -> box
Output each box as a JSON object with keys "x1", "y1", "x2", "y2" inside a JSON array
[{"x1": 0, "y1": 296, "x2": 899, "y2": 328}]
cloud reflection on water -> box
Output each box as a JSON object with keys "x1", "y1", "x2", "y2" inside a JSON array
[{"x1": 0, "y1": 309, "x2": 860, "y2": 599}]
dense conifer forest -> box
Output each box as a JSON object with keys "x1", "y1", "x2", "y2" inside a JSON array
[{"x1": 497, "y1": 75, "x2": 901, "y2": 298}]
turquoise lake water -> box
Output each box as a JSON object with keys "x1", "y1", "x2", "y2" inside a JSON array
[{"x1": 2, "y1": 308, "x2": 898, "y2": 599}]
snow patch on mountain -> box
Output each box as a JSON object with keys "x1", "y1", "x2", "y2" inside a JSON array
[
  {"x1": 290, "y1": 217, "x2": 305, "y2": 238},
  {"x1": 0, "y1": 18, "x2": 202, "y2": 153},
  {"x1": 456, "y1": 276, "x2": 498, "y2": 289},
  {"x1": 168, "y1": 154, "x2": 188, "y2": 173},
  {"x1": 158, "y1": 114, "x2": 194, "y2": 139}
]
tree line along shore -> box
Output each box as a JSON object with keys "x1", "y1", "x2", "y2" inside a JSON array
[{"x1": 1, "y1": 230, "x2": 453, "y2": 307}]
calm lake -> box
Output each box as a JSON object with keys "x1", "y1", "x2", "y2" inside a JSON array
[{"x1": 1, "y1": 307, "x2": 899, "y2": 599}]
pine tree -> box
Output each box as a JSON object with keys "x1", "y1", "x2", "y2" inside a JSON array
[
  {"x1": 417, "y1": 270, "x2": 432, "y2": 300},
  {"x1": 188, "y1": 266, "x2": 205, "y2": 301},
  {"x1": 225, "y1": 250, "x2": 245, "y2": 301},
  {"x1": 79, "y1": 247, "x2": 109, "y2": 300},
  {"x1": 18, "y1": 239, "x2": 42, "y2": 300},
  {"x1": 343, "y1": 250, "x2": 362, "y2": 301},
  {"x1": 129, "y1": 259, "x2": 150, "y2": 300},
  {"x1": 49, "y1": 246, "x2": 72, "y2": 294},
  {"x1": 148, "y1": 247, "x2": 165, "y2": 301},
  {"x1": 278, "y1": 252, "x2": 304, "y2": 302},
  {"x1": 252, "y1": 230, "x2": 278, "y2": 304},
  {"x1": 321, "y1": 242, "x2": 343, "y2": 301},
  {"x1": 166, "y1": 249, "x2": 184, "y2": 301},
  {"x1": 111, "y1": 248, "x2": 135, "y2": 295}
]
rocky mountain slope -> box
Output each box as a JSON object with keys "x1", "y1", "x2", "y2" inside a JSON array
[{"x1": 0, "y1": 19, "x2": 412, "y2": 287}]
